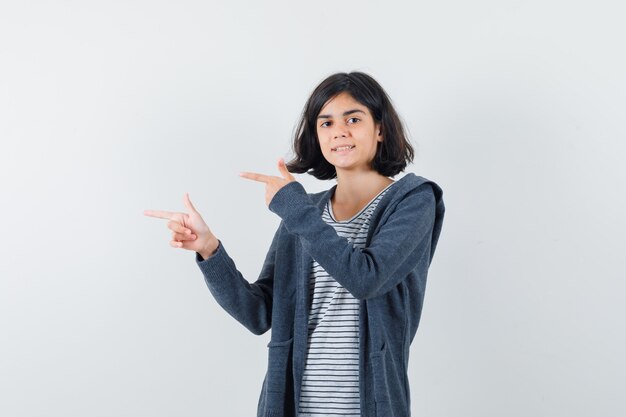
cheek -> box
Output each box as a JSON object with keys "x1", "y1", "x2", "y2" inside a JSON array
[{"x1": 316, "y1": 132, "x2": 329, "y2": 150}]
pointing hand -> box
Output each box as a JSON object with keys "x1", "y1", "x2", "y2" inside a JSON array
[
  {"x1": 239, "y1": 158, "x2": 297, "y2": 207},
  {"x1": 144, "y1": 193, "x2": 219, "y2": 259}
]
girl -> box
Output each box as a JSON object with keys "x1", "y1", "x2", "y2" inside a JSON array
[{"x1": 144, "y1": 72, "x2": 445, "y2": 417}]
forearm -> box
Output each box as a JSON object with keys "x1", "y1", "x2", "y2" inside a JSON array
[
  {"x1": 195, "y1": 239, "x2": 274, "y2": 335},
  {"x1": 269, "y1": 181, "x2": 436, "y2": 299}
]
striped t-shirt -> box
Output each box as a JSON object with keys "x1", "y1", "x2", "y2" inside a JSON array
[{"x1": 298, "y1": 181, "x2": 395, "y2": 417}]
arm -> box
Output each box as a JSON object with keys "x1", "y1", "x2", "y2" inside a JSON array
[
  {"x1": 269, "y1": 182, "x2": 437, "y2": 300},
  {"x1": 195, "y1": 222, "x2": 283, "y2": 335}
]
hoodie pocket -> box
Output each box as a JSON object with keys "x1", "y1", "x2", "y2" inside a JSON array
[
  {"x1": 266, "y1": 337, "x2": 294, "y2": 394},
  {"x1": 370, "y1": 342, "x2": 391, "y2": 416}
]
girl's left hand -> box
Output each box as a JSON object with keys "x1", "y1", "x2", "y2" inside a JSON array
[{"x1": 239, "y1": 158, "x2": 297, "y2": 207}]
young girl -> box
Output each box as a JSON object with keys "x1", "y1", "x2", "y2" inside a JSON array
[{"x1": 144, "y1": 72, "x2": 445, "y2": 417}]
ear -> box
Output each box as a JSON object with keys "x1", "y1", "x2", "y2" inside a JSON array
[{"x1": 376, "y1": 124, "x2": 383, "y2": 142}]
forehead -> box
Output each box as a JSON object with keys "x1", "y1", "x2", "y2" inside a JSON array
[{"x1": 318, "y1": 92, "x2": 371, "y2": 116}]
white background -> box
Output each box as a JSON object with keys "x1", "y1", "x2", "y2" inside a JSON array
[{"x1": 1, "y1": 1, "x2": 624, "y2": 416}]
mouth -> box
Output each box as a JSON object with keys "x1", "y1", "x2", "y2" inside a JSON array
[{"x1": 332, "y1": 145, "x2": 355, "y2": 152}]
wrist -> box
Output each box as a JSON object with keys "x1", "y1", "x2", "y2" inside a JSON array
[{"x1": 199, "y1": 238, "x2": 219, "y2": 260}]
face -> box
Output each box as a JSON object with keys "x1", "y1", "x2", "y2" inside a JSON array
[{"x1": 316, "y1": 92, "x2": 382, "y2": 174}]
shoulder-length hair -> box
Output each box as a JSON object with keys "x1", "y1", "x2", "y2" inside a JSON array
[{"x1": 286, "y1": 72, "x2": 414, "y2": 180}]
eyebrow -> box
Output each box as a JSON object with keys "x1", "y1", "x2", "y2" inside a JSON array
[{"x1": 317, "y1": 109, "x2": 366, "y2": 119}]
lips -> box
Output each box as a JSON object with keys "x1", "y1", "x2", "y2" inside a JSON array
[{"x1": 332, "y1": 145, "x2": 355, "y2": 151}]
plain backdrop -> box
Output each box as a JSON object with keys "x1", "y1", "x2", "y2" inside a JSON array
[{"x1": 1, "y1": 1, "x2": 624, "y2": 416}]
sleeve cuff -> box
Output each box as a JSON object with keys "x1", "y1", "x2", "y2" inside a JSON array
[
  {"x1": 195, "y1": 240, "x2": 221, "y2": 263},
  {"x1": 269, "y1": 181, "x2": 311, "y2": 220},
  {"x1": 194, "y1": 239, "x2": 235, "y2": 288}
]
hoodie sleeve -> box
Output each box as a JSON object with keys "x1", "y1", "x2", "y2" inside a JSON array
[
  {"x1": 269, "y1": 181, "x2": 438, "y2": 300},
  {"x1": 194, "y1": 222, "x2": 283, "y2": 335}
]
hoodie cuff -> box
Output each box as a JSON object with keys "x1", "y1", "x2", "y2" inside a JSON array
[
  {"x1": 194, "y1": 240, "x2": 234, "y2": 288},
  {"x1": 268, "y1": 181, "x2": 312, "y2": 221}
]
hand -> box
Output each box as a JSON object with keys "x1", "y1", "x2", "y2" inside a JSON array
[
  {"x1": 239, "y1": 158, "x2": 297, "y2": 207},
  {"x1": 144, "y1": 193, "x2": 219, "y2": 259}
]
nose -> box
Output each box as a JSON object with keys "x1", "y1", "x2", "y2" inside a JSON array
[{"x1": 332, "y1": 124, "x2": 348, "y2": 139}]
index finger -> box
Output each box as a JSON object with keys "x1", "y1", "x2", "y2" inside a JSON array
[
  {"x1": 239, "y1": 172, "x2": 271, "y2": 183},
  {"x1": 143, "y1": 209, "x2": 176, "y2": 220}
]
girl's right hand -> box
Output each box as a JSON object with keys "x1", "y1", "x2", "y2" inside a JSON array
[{"x1": 144, "y1": 193, "x2": 219, "y2": 259}]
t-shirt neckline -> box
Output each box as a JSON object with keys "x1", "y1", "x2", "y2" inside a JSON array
[{"x1": 328, "y1": 181, "x2": 395, "y2": 223}]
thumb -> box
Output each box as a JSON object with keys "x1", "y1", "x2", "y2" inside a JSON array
[
  {"x1": 277, "y1": 158, "x2": 295, "y2": 181},
  {"x1": 183, "y1": 192, "x2": 198, "y2": 213}
]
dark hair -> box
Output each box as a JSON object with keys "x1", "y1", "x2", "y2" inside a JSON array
[{"x1": 286, "y1": 72, "x2": 414, "y2": 180}]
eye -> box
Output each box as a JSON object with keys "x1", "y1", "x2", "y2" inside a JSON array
[
  {"x1": 320, "y1": 121, "x2": 331, "y2": 128},
  {"x1": 347, "y1": 117, "x2": 360, "y2": 124}
]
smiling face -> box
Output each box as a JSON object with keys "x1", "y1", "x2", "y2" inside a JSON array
[{"x1": 316, "y1": 92, "x2": 383, "y2": 174}]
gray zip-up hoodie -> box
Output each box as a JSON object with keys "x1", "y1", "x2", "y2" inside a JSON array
[{"x1": 195, "y1": 173, "x2": 445, "y2": 417}]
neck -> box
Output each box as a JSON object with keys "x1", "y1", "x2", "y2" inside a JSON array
[{"x1": 333, "y1": 168, "x2": 393, "y2": 205}]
